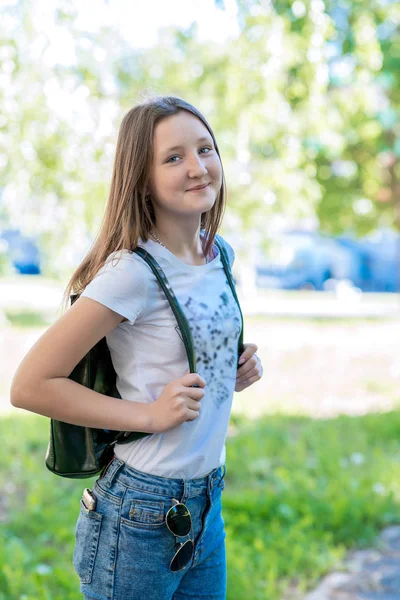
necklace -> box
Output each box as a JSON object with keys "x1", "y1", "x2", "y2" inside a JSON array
[{"x1": 150, "y1": 229, "x2": 208, "y2": 264}]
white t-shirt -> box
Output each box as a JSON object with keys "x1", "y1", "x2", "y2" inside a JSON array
[{"x1": 80, "y1": 231, "x2": 242, "y2": 479}]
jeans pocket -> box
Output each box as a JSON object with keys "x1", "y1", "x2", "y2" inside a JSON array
[
  {"x1": 121, "y1": 497, "x2": 166, "y2": 530},
  {"x1": 73, "y1": 499, "x2": 103, "y2": 584}
]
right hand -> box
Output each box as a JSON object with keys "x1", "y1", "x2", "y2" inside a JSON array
[{"x1": 147, "y1": 371, "x2": 206, "y2": 434}]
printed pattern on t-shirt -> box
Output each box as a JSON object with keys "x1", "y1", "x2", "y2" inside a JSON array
[{"x1": 184, "y1": 289, "x2": 241, "y2": 409}]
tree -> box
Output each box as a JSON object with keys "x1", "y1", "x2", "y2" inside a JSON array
[
  {"x1": 2, "y1": 0, "x2": 399, "y2": 284},
  {"x1": 220, "y1": 0, "x2": 400, "y2": 235}
]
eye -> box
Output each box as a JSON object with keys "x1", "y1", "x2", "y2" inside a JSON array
[{"x1": 166, "y1": 147, "x2": 212, "y2": 164}]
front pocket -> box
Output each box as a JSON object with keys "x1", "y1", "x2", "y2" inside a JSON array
[
  {"x1": 121, "y1": 499, "x2": 166, "y2": 530},
  {"x1": 73, "y1": 499, "x2": 103, "y2": 584}
]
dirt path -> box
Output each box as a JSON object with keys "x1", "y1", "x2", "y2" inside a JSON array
[
  {"x1": 234, "y1": 318, "x2": 400, "y2": 420},
  {"x1": 285, "y1": 526, "x2": 400, "y2": 600},
  {"x1": 2, "y1": 318, "x2": 400, "y2": 418}
]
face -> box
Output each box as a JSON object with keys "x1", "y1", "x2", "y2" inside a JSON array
[{"x1": 147, "y1": 111, "x2": 223, "y2": 220}]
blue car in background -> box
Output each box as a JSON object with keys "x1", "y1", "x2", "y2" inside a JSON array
[
  {"x1": 0, "y1": 228, "x2": 41, "y2": 275},
  {"x1": 256, "y1": 230, "x2": 360, "y2": 291},
  {"x1": 336, "y1": 229, "x2": 400, "y2": 292},
  {"x1": 256, "y1": 228, "x2": 399, "y2": 292}
]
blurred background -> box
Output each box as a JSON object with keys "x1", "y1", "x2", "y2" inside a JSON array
[{"x1": 1, "y1": 0, "x2": 400, "y2": 599}]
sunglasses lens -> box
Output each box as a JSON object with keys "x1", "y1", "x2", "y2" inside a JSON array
[
  {"x1": 167, "y1": 504, "x2": 191, "y2": 537},
  {"x1": 170, "y1": 540, "x2": 194, "y2": 572}
]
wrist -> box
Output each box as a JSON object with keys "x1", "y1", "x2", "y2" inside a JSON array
[
  {"x1": 140, "y1": 403, "x2": 156, "y2": 433},
  {"x1": 124, "y1": 400, "x2": 155, "y2": 434}
]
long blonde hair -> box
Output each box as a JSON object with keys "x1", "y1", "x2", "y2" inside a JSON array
[{"x1": 60, "y1": 94, "x2": 227, "y2": 315}]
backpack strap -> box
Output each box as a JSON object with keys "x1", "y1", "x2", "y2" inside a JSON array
[
  {"x1": 132, "y1": 247, "x2": 197, "y2": 373},
  {"x1": 103, "y1": 240, "x2": 243, "y2": 446},
  {"x1": 214, "y1": 236, "x2": 245, "y2": 361},
  {"x1": 110, "y1": 249, "x2": 197, "y2": 445},
  {"x1": 134, "y1": 239, "x2": 245, "y2": 368}
]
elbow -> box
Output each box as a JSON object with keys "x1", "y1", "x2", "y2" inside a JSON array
[{"x1": 10, "y1": 383, "x2": 31, "y2": 408}]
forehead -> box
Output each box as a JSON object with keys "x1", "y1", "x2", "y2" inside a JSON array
[{"x1": 153, "y1": 111, "x2": 212, "y2": 152}]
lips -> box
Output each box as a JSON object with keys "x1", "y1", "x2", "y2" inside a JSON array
[{"x1": 187, "y1": 183, "x2": 210, "y2": 191}]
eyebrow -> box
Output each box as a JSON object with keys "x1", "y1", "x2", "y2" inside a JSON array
[{"x1": 161, "y1": 136, "x2": 213, "y2": 156}]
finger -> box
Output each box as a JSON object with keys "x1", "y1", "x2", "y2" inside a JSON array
[
  {"x1": 236, "y1": 363, "x2": 255, "y2": 379},
  {"x1": 236, "y1": 366, "x2": 258, "y2": 383},
  {"x1": 236, "y1": 374, "x2": 260, "y2": 389},
  {"x1": 238, "y1": 343, "x2": 258, "y2": 365},
  {"x1": 237, "y1": 361, "x2": 262, "y2": 381},
  {"x1": 237, "y1": 354, "x2": 258, "y2": 375}
]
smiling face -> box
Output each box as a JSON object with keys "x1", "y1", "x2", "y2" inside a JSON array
[{"x1": 147, "y1": 110, "x2": 223, "y2": 221}]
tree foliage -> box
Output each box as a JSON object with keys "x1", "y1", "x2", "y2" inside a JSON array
[{"x1": 0, "y1": 0, "x2": 399, "y2": 278}]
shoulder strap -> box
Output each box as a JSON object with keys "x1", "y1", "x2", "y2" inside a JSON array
[
  {"x1": 134, "y1": 240, "x2": 244, "y2": 364},
  {"x1": 213, "y1": 236, "x2": 245, "y2": 359},
  {"x1": 132, "y1": 247, "x2": 197, "y2": 373}
]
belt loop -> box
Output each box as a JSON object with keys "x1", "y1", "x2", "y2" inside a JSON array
[
  {"x1": 103, "y1": 457, "x2": 124, "y2": 488},
  {"x1": 99, "y1": 453, "x2": 115, "y2": 480},
  {"x1": 209, "y1": 466, "x2": 218, "y2": 490},
  {"x1": 207, "y1": 471, "x2": 214, "y2": 493},
  {"x1": 182, "y1": 479, "x2": 190, "y2": 503}
]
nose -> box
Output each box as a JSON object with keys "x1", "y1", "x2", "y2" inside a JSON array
[{"x1": 187, "y1": 152, "x2": 207, "y2": 178}]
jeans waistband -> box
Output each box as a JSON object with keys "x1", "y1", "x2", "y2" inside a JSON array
[{"x1": 98, "y1": 456, "x2": 226, "y2": 498}]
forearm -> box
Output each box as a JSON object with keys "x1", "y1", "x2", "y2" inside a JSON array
[{"x1": 11, "y1": 377, "x2": 152, "y2": 432}]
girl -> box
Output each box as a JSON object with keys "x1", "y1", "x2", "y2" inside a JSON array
[{"x1": 10, "y1": 95, "x2": 263, "y2": 600}]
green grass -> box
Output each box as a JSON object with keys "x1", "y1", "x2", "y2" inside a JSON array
[
  {"x1": 4, "y1": 311, "x2": 55, "y2": 328},
  {"x1": 225, "y1": 412, "x2": 400, "y2": 597},
  {"x1": 1, "y1": 411, "x2": 400, "y2": 599}
]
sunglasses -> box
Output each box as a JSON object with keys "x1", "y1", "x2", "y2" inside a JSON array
[{"x1": 166, "y1": 498, "x2": 193, "y2": 572}]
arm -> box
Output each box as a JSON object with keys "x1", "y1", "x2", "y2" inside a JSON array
[{"x1": 10, "y1": 297, "x2": 152, "y2": 433}]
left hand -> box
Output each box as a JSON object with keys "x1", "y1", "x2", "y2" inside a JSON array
[{"x1": 235, "y1": 343, "x2": 263, "y2": 393}]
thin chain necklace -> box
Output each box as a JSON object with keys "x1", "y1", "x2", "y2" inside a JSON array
[{"x1": 150, "y1": 229, "x2": 208, "y2": 264}]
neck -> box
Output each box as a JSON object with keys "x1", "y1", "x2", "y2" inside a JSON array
[{"x1": 151, "y1": 221, "x2": 206, "y2": 260}]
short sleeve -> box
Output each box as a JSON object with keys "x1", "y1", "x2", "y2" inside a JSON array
[{"x1": 80, "y1": 251, "x2": 148, "y2": 326}]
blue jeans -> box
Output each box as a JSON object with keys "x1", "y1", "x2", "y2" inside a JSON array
[{"x1": 72, "y1": 455, "x2": 227, "y2": 600}]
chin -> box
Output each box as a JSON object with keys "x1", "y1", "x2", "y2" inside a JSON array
[{"x1": 200, "y1": 199, "x2": 216, "y2": 213}]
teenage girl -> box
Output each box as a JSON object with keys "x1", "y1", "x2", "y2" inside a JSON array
[{"x1": 10, "y1": 95, "x2": 263, "y2": 600}]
